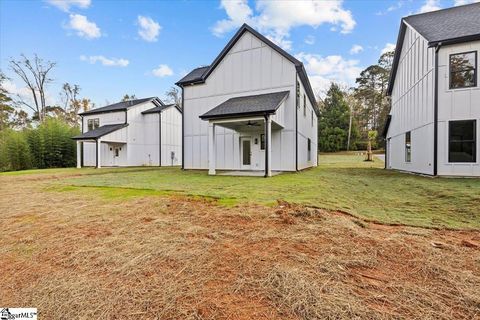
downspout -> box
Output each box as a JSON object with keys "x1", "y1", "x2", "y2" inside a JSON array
[
  {"x1": 433, "y1": 42, "x2": 442, "y2": 176},
  {"x1": 295, "y1": 74, "x2": 298, "y2": 171},
  {"x1": 80, "y1": 115, "x2": 84, "y2": 167},
  {"x1": 181, "y1": 85, "x2": 185, "y2": 170},
  {"x1": 159, "y1": 111, "x2": 162, "y2": 167},
  {"x1": 264, "y1": 114, "x2": 269, "y2": 178},
  {"x1": 95, "y1": 138, "x2": 99, "y2": 168}
]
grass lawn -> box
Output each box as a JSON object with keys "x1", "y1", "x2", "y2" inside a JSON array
[{"x1": 50, "y1": 153, "x2": 480, "y2": 229}]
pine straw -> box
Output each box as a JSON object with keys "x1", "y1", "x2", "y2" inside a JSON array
[{"x1": 0, "y1": 176, "x2": 479, "y2": 319}]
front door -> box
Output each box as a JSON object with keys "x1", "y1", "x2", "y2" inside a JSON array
[
  {"x1": 113, "y1": 146, "x2": 120, "y2": 166},
  {"x1": 241, "y1": 138, "x2": 252, "y2": 169}
]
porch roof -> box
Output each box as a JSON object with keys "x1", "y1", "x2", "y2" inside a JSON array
[
  {"x1": 72, "y1": 123, "x2": 128, "y2": 140},
  {"x1": 199, "y1": 91, "x2": 289, "y2": 120}
]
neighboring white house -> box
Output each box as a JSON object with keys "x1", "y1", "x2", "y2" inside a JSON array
[
  {"x1": 176, "y1": 24, "x2": 318, "y2": 177},
  {"x1": 384, "y1": 3, "x2": 480, "y2": 177},
  {"x1": 73, "y1": 97, "x2": 182, "y2": 168}
]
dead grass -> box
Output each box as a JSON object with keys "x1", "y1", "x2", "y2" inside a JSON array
[{"x1": 0, "y1": 175, "x2": 479, "y2": 319}]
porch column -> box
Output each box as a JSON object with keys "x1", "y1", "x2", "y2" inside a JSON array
[
  {"x1": 265, "y1": 115, "x2": 272, "y2": 177},
  {"x1": 96, "y1": 139, "x2": 102, "y2": 169},
  {"x1": 208, "y1": 122, "x2": 216, "y2": 175},
  {"x1": 76, "y1": 141, "x2": 82, "y2": 168}
]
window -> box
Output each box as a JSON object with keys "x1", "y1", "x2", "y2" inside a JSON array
[
  {"x1": 311, "y1": 110, "x2": 314, "y2": 127},
  {"x1": 303, "y1": 94, "x2": 306, "y2": 116},
  {"x1": 260, "y1": 134, "x2": 265, "y2": 150},
  {"x1": 449, "y1": 51, "x2": 477, "y2": 89},
  {"x1": 296, "y1": 80, "x2": 300, "y2": 109},
  {"x1": 307, "y1": 138, "x2": 311, "y2": 161},
  {"x1": 405, "y1": 132, "x2": 411, "y2": 162},
  {"x1": 87, "y1": 118, "x2": 100, "y2": 131},
  {"x1": 449, "y1": 120, "x2": 476, "y2": 163}
]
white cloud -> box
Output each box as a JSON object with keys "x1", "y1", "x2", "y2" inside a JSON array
[
  {"x1": 304, "y1": 35, "x2": 315, "y2": 45},
  {"x1": 3, "y1": 79, "x2": 56, "y2": 108},
  {"x1": 418, "y1": 0, "x2": 441, "y2": 13},
  {"x1": 46, "y1": 0, "x2": 90, "y2": 12},
  {"x1": 296, "y1": 52, "x2": 362, "y2": 96},
  {"x1": 66, "y1": 14, "x2": 101, "y2": 39},
  {"x1": 137, "y1": 16, "x2": 161, "y2": 42},
  {"x1": 376, "y1": 1, "x2": 403, "y2": 15},
  {"x1": 454, "y1": 0, "x2": 479, "y2": 5},
  {"x1": 80, "y1": 55, "x2": 129, "y2": 67},
  {"x1": 349, "y1": 44, "x2": 363, "y2": 55},
  {"x1": 381, "y1": 43, "x2": 396, "y2": 54},
  {"x1": 212, "y1": 0, "x2": 355, "y2": 50},
  {"x1": 152, "y1": 64, "x2": 173, "y2": 77}
]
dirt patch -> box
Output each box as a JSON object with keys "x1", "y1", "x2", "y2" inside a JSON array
[{"x1": 0, "y1": 177, "x2": 479, "y2": 319}]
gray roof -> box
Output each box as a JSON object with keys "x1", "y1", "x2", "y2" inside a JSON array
[
  {"x1": 176, "y1": 66, "x2": 209, "y2": 85},
  {"x1": 176, "y1": 24, "x2": 319, "y2": 116},
  {"x1": 405, "y1": 3, "x2": 480, "y2": 46},
  {"x1": 199, "y1": 91, "x2": 289, "y2": 120},
  {"x1": 72, "y1": 123, "x2": 128, "y2": 140},
  {"x1": 142, "y1": 103, "x2": 182, "y2": 114},
  {"x1": 387, "y1": 3, "x2": 480, "y2": 95},
  {"x1": 79, "y1": 97, "x2": 162, "y2": 116}
]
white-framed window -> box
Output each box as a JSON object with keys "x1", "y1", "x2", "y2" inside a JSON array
[
  {"x1": 87, "y1": 118, "x2": 99, "y2": 131},
  {"x1": 303, "y1": 94, "x2": 306, "y2": 116},
  {"x1": 307, "y1": 138, "x2": 311, "y2": 161},
  {"x1": 260, "y1": 134, "x2": 265, "y2": 150},
  {"x1": 311, "y1": 110, "x2": 314, "y2": 127}
]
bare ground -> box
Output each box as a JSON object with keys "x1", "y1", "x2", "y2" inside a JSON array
[{"x1": 1, "y1": 174, "x2": 479, "y2": 319}]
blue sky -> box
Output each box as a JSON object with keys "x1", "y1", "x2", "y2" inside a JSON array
[{"x1": 0, "y1": 0, "x2": 475, "y2": 108}]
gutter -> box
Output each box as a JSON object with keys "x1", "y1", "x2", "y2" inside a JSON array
[{"x1": 433, "y1": 42, "x2": 442, "y2": 176}]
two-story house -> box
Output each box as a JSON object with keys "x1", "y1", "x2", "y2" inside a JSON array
[
  {"x1": 176, "y1": 24, "x2": 318, "y2": 177},
  {"x1": 384, "y1": 3, "x2": 480, "y2": 176},
  {"x1": 73, "y1": 97, "x2": 182, "y2": 168}
]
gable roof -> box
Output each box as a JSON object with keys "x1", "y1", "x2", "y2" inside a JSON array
[
  {"x1": 142, "y1": 103, "x2": 182, "y2": 114},
  {"x1": 72, "y1": 123, "x2": 128, "y2": 140},
  {"x1": 79, "y1": 97, "x2": 164, "y2": 116},
  {"x1": 387, "y1": 3, "x2": 480, "y2": 95},
  {"x1": 176, "y1": 23, "x2": 319, "y2": 115},
  {"x1": 200, "y1": 91, "x2": 289, "y2": 120}
]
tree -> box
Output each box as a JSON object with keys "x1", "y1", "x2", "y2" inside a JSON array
[
  {"x1": 0, "y1": 71, "x2": 15, "y2": 131},
  {"x1": 122, "y1": 94, "x2": 137, "y2": 101},
  {"x1": 318, "y1": 83, "x2": 356, "y2": 152},
  {"x1": 365, "y1": 130, "x2": 378, "y2": 161},
  {"x1": 165, "y1": 86, "x2": 181, "y2": 108},
  {"x1": 59, "y1": 83, "x2": 91, "y2": 126},
  {"x1": 9, "y1": 54, "x2": 56, "y2": 122}
]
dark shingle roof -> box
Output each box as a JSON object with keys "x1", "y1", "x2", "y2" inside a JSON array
[
  {"x1": 176, "y1": 24, "x2": 319, "y2": 116},
  {"x1": 387, "y1": 3, "x2": 480, "y2": 96},
  {"x1": 199, "y1": 91, "x2": 289, "y2": 120},
  {"x1": 404, "y1": 3, "x2": 480, "y2": 46},
  {"x1": 79, "y1": 97, "x2": 162, "y2": 116},
  {"x1": 72, "y1": 123, "x2": 128, "y2": 140},
  {"x1": 142, "y1": 103, "x2": 182, "y2": 114},
  {"x1": 176, "y1": 66, "x2": 209, "y2": 85}
]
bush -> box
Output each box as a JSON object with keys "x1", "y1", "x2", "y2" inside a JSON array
[{"x1": 0, "y1": 118, "x2": 80, "y2": 172}]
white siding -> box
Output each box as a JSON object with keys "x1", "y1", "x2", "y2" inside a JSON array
[
  {"x1": 387, "y1": 24, "x2": 435, "y2": 174},
  {"x1": 183, "y1": 30, "x2": 314, "y2": 172},
  {"x1": 437, "y1": 41, "x2": 480, "y2": 176},
  {"x1": 296, "y1": 77, "x2": 318, "y2": 170}
]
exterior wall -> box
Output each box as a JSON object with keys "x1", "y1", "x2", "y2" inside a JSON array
[
  {"x1": 437, "y1": 41, "x2": 480, "y2": 176},
  {"x1": 387, "y1": 24, "x2": 435, "y2": 175},
  {"x1": 81, "y1": 102, "x2": 182, "y2": 167},
  {"x1": 296, "y1": 76, "x2": 318, "y2": 170},
  {"x1": 183, "y1": 30, "x2": 301, "y2": 171}
]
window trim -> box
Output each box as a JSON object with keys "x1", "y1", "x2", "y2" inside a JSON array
[
  {"x1": 448, "y1": 119, "x2": 477, "y2": 163},
  {"x1": 307, "y1": 138, "x2": 311, "y2": 161},
  {"x1": 449, "y1": 50, "x2": 477, "y2": 90},
  {"x1": 405, "y1": 131, "x2": 411, "y2": 163},
  {"x1": 260, "y1": 133, "x2": 265, "y2": 151},
  {"x1": 87, "y1": 118, "x2": 100, "y2": 131},
  {"x1": 303, "y1": 94, "x2": 306, "y2": 116}
]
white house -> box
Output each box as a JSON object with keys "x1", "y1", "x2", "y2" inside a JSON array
[
  {"x1": 384, "y1": 3, "x2": 480, "y2": 177},
  {"x1": 73, "y1": 97, "x2": 182, "y2": 168},
  {"x1": 176, "y1": 24, "x2": 318, "y2": 177}
]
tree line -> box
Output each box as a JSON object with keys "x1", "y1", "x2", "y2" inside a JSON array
[{"x1": 317, "y1": 50, "x2": 394, "y2": 152}]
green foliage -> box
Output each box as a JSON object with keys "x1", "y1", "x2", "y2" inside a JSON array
[
  {"x1": 0, "y1": 118, "x2": 79, "y2": 172},
  {"x1": 318, "y1": 83, "x2": 356, "y2": 152}
]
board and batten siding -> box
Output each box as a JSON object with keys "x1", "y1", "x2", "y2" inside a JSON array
[
  {"x1": 437, "y1": 40, "x2": 480, "y2": 176},
  {"x1": 183, "y1": 30, "x2": 298, "y2": 171},
  {"x1": 387, "y1": 24, "x2": 435, "y2": 175},
  {"x1": 296, "y1": 76, "x2": 318, "y2": 170}
]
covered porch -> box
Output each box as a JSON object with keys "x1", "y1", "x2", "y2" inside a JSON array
[
  {"x1": 72, "y1": 123, "x2": 128, "y2": 168},
  {"x1": 199, "y1": 91, "x2": 288, "y2": 178}
]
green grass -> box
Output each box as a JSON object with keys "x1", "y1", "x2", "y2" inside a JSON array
[{"x1": 48, "y1": 154, "x2": 480, "y2": 230}]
